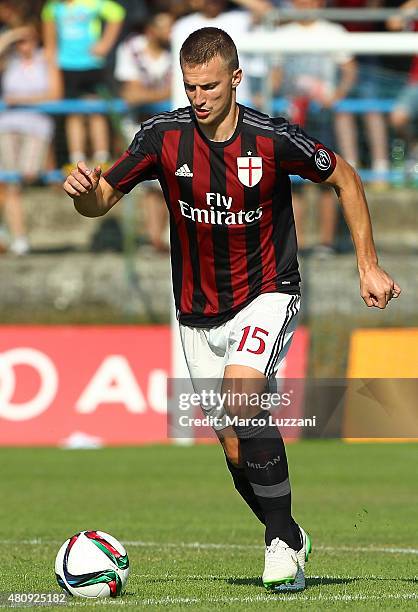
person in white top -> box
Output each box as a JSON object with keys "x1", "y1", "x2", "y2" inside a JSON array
[
  {"x1": 114, "y1": 11, "x2": 174, "y2": 252},
  {"x1": 0, "y1": 22, "x2": 62, "y2": 255},
  {"x1": 275, "y1": 21, "x2": 355, "y2": 109},
  {"x1": 115, "y1": 12, "x2": 172, "y2": 131},
  {"x1": 274, "y1": 0, "x2": 357, "y2": 255}
]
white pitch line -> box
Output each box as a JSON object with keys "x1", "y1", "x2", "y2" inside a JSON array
[
  {"x1": 7, "y1": 593, "x2": 415, "y2": 607},
  {"x1": 129, "y1": 593, "x2": 418, "y2": 604},
  {"x1": 125, "y1": 573, "x2": 418, "y2": 582},
  {"x1": 124, "y1": 541, "x2": 418, "y2": 556},
  {"x1": 1, "y1": 539, "x2": 418, "y2": 555},
  {"x1": 320, "y1": 545, "x2": 418, "y2": 555}
]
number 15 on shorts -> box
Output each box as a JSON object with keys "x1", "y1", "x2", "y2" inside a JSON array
[{"x1": 237, "y1": 326, "x2": 269, "y2": 354}]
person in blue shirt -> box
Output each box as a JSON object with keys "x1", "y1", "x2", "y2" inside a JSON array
[{"x1": 42, "y1": 0, "x2": 125, "y2": 165}]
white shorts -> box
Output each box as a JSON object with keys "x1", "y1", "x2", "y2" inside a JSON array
[{"x1": 179, "y1": 293, "x2": 300, "y2": 430}]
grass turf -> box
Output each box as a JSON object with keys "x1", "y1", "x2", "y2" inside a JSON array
[{"x1": 0, "y1": 441, "x2": 417, "y2": 610}]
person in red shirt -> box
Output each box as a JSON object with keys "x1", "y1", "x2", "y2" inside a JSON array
[{"x1": 62, "y1": 27, "x2": 400, "y2": 592}]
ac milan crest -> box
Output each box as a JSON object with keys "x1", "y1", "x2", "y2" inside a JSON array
[{"x1": 237, "y1": 156, "x2": 263, "y2": 187}]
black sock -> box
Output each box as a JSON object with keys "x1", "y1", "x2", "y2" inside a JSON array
[
  {"x1": 263, "y1": 510, "x2": 302, "y2": 550},
  {"x1": 224, "y1": 454, "x2": 265, "y2": 525},
  {"x1": 234, "y1": 410, "x2": 301, "y2": 550},
  {"x1": 290, "y1": 516, "x2": 303, "y2": 551}
]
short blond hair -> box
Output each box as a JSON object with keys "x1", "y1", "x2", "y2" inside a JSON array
[{"x1": 180, "y1": 27, "x2": 239, "y2": 72}]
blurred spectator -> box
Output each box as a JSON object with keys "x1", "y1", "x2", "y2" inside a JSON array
[
  {"x1": 387, "y1": 0, "x2": 418, "y2": 185},
  {"x1": 118, "y1": 0, "x2": 148, "y2": 22},
  {"x1": 0, "y1": 1, "x2": 29, "y2": 31},
  {"x1": 113, "y1": 0, "x2": 149, "y2": 53},
  {"x1": 0, "y1": 2, "x2": 31, "y2": 72},
  {"x1": 157, "y1": 0, "x2": 192, "y2": 18},
  {"x1": 274, "y1": 0, "x2": 357, "y2": 254},
  {"x1": 115, "y1": 11, "x2": 174, "y2": 251},
  {"x1": 0, "y1": 21, "x2": 62, "y2": 255},
  {"x1": 41, "y1": 0, "x2": 126, "y2": 166},
  {"x1": 333, "y1": 0, "x2": 390, "y2": 187},
  {"x1": 0, "y1": 1, "x2": 29, "y2": 251},
  {"x1": 171, "y1": 0, "x2": 272, "y2": 105},
  {"x1": 115, "y1": 12, "x2": 172, "y2": 111},
  {"x1": 0, "y1": 27, "x2": 30, "y2": 55}
]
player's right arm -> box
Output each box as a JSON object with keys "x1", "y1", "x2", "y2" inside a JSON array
[
  {"x1": 65, "y1": 121, "x2": 160, "y2": 215},
  {"x1": 63, "y1": 162, "x2": 124, "y2": 217}
]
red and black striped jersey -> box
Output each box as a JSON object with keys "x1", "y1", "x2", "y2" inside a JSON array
[{"x1": 104, "y1": 104, "x2": 336, "y2": 327}]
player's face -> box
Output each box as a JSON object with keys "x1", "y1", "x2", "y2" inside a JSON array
[{"x1": 182, "y1": 56, "x2": 242, "y2": 127}]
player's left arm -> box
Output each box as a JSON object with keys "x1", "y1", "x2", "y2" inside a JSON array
[{"x1": 324, "y1": 155, "x2": 401, "y2": 309}]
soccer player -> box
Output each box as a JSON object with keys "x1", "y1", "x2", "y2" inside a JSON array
[{"x1": 63, "y1": 27, "x2": 401, "y2": 591}]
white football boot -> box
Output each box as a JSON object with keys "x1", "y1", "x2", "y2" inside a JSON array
[
  {"x1": 272, "y1": 525, "x2": 312, "y2": 592},
  {"x1": 262, "y1": 538, "x2": 298, "y2": 589}
]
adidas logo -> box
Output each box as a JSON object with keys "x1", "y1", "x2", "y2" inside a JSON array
[{"x1": 175, "y1": 164, "x2": 193, "y2": 177}]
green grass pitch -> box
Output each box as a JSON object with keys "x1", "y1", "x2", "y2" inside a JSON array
[{"x1": 0, "y1": 441, "x2": 417, "y2": 610}]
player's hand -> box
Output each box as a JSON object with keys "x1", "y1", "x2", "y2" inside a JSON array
[
  {"x1": 63, "y1": 162, "x2": 101, "y2": 198},
  {"x1": 359, "y1": 264, "x2": 401, "y2": 309}
]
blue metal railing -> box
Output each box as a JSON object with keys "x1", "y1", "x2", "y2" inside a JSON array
[
  {"x1": 0, "y1": 98, "x2": 408, "y2": 184},
  {"x1": 0, "y1": 97, "x2": 398, "y2": 115},
  {"x1": 0, "y1": 99, "x2": 170, "y2": 115},
  {"x1": 271, "y1": 98, "x2": 398, "y2": 115}
]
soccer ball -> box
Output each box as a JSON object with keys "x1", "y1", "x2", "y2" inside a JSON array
[{"x1": 55, "y1": 530, "x2": 129, "y2": 598}]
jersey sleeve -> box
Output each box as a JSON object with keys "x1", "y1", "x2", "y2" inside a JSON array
[
  {"x1": 100, "y1": 0, "x2": 126, "y2": 22},
  {"x1": 273, "y1": 117, "x2": 337, "y2": 183},
  {"x1": 103, "y1": 127, "x2": 159, "y2": 193},
  {"x1": 41, "y1": 1, "x2": 55, "y2": 21}
]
